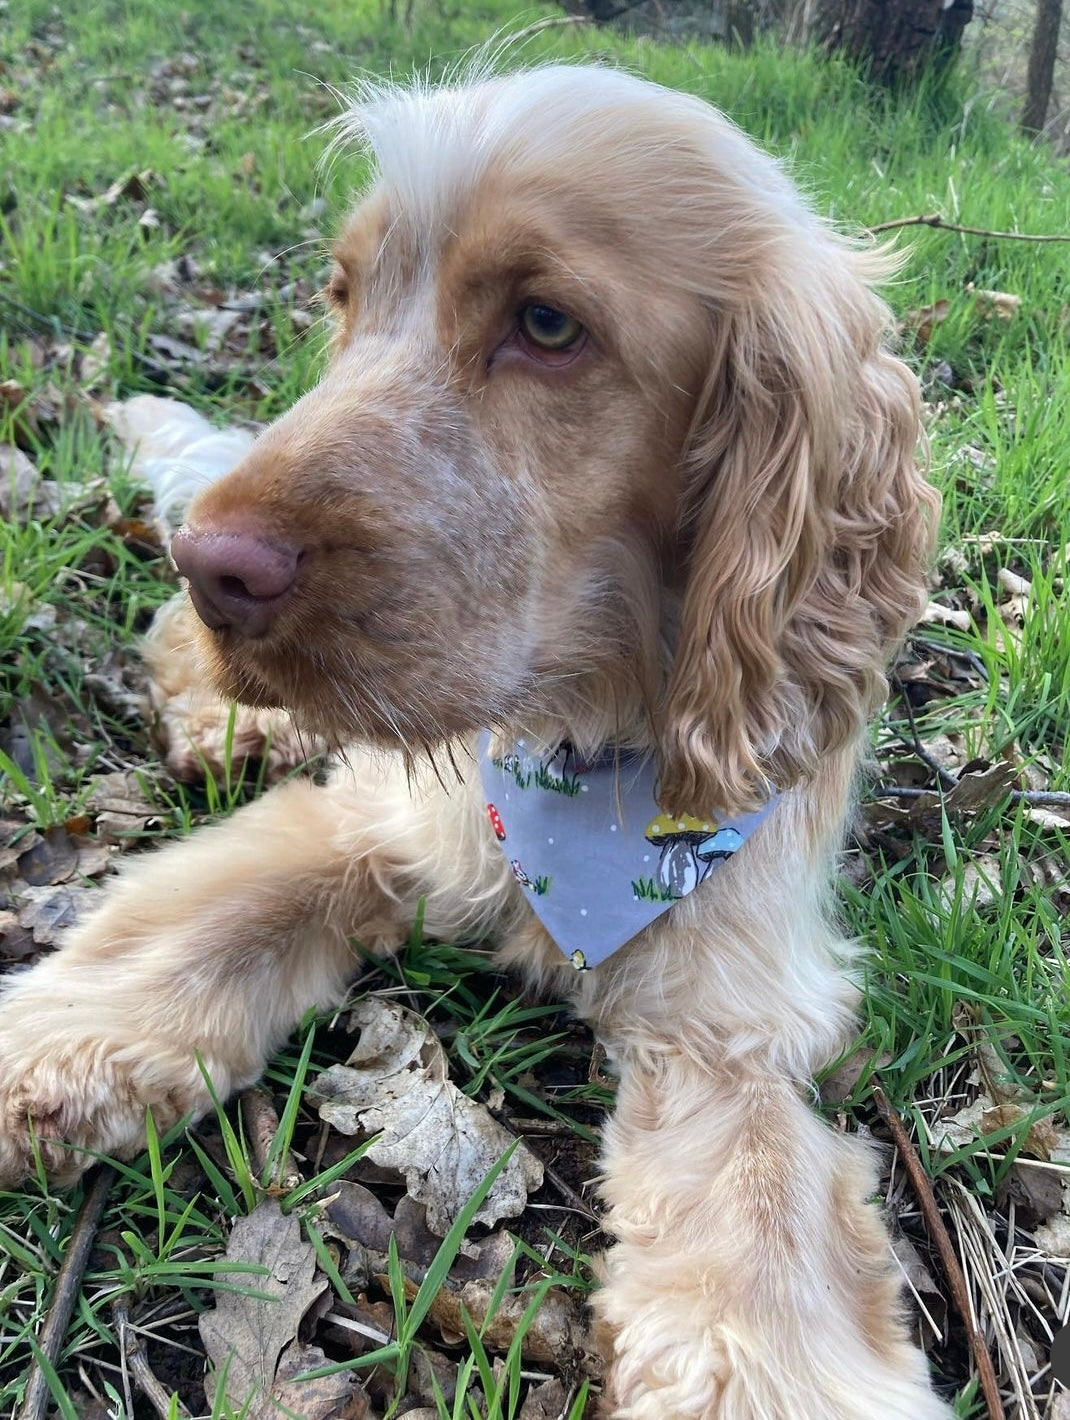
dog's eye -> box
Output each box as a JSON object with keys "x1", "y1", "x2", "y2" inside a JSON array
[
  {"x1": 325, "y1": 271, "x2": 349, "y2": 309},
  {"x1": 519, "y1": 303, "x2": 584, "y2": 351}
]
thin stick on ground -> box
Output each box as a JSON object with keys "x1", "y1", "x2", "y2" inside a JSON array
[
  {"x1": 113, "y1": 1301, "x2": 193, "y2": 1419},
  {"x1": 16, "y1": 1165, "x2": 115, "y2": 1420},
  {"x1": 869, "y1": 784, "x2": 1070, "y2": 811},
  {"x1": 870, "y1": 1083, "x2": 1003, "y2": 1420},
  {"x1": 542, "y1": 1161, "x2": 602, "y2": 1227},
  {"x1": 889, "y1": 676, "x2": 959, "y2": 791},
  {"x1": 240, "y1": 1086, "x2": 301, "y2": 1192},
  {"x1": 867, "y1": 212, "x2": 1070, "y2": 241}
]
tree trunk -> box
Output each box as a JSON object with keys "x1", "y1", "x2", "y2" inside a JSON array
[
  {"x1": 811, "y1": 0, "x2": 975, "y2": 86},
  {"x1": 1021, "y1": 0, "x2": 1063, "y2": 133}
]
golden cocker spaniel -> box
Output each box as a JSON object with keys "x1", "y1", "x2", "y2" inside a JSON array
[{"x1": 0, "y1": 65, "x2": 950, "y2": 1419}]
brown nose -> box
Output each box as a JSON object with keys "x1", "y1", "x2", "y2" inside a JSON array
[{"x1": 171, "y1": 525, "x2": 300, "y2": 637}]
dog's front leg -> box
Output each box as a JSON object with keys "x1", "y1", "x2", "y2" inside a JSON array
[
  {"x1": 577, "y1": 781, "x2": 957, "y2": 1420},
  {"x1": 594, "y1": 1047, "x2": 953, "y2": 1420},
  {"x1": 0, "y1": 758, "x2": 495, "y2": 1186}
]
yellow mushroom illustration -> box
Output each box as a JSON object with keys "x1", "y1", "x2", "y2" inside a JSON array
[{"x1": 644, "y1": 812, "x2": 734, "y2": 897}]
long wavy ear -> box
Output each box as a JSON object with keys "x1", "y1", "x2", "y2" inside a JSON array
[{"x1": 658, "y1": 246, "x2": 939, "y2": 818}]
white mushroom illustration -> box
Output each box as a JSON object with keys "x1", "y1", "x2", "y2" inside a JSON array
[{"x1": 644, "y1": 812, "x2": 720, "y2": 897}]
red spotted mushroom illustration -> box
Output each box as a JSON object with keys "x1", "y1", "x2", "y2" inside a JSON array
[{"x1": 487, "y1": 803, "x2": 506, "y2": 841}]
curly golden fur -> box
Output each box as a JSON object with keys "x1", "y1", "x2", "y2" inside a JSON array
[{"x1": 0, "y1": 65, "x2": 947, "y2": 1418}]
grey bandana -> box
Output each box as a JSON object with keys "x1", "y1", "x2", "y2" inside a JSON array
[{"x1": 479, "y1": 736, "x2": 776, "y2": 969}]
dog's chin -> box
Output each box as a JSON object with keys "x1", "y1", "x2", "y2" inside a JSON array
[{"x1": 196, "y1": 631, "x2": 498, "y2": 754}]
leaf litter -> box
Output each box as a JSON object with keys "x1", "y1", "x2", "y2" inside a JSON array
[
  {"x1": 311, "y1": 998, "x2": 545, "y2": 1235},
  {"x1": 199, "y1": 1200, "x2": 371, "y2": 1419}
]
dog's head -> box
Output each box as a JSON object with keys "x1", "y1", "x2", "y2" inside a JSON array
[{"x1": 173, "y1": 65, "x2": 936, "y2": 816}]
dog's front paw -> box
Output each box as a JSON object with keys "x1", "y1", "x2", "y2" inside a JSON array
[
  {"x1": 0, "y1": 1016, "x2": 217, "y2": 1187},
  {"x1": 594, "y1": 1255, "x2": 954, "y2": 1420}
]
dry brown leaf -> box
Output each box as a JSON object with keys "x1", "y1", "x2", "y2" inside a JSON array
[
  {"x1": 15, "y1": 883, "x2": 92, "y2": 945},
  {"x1": 272, "y1": 1340, "x2": 371, "y2": 1419},
  {"x1": 998, "y1": 594, "x2": 1029, "y2": 638},
  {"x1": 1035, "y1": 1211, "x2": 1070, "y2": 1259},
  {"x1": 0, "y1": 445, "x2": 63, "y2": 522},
  {"x1": 200, "y1": 1200, "x2": 369, "y2": 1419},
  {"x1": 935, "y1": 1096, "x2": 1068, "y2": 1161},
  {"x1": 1000, "y1": 1162, "x2": 1065, "y2": 1230},
  {"x1": 979, "y1": 1104, "x2": 1062, "y2": 1160},
  {"x1": 969, "y1": 286, "x2": 1023, "y2": 320},
  {"x1": 904, "y1": 297, "x2": 950, "y2": 344},
  {"x1": 943, "y1": 760, "x2": 1018, "y2": 811},
  {"x1": 1025, "y1": 808, "x2": 1070, "y2": 831},
  {"x1": 820, "y1": 1045, "x2": 893, "y2": 1105},
  {"x1": 918, "y1": 599, "x2": 972, "y2": 632},
  {"x1": 80, "y1": 332, "x2": 112, "y2": 389},
  {"x1": 518, "y1": 1379, "x2": 570, "y2": 1418},
  {"x1": 0, "y1": 379, "x2": 26, "y2": 412},
  {"x1": 409, "y1": 1273, "x2": 587, "y2": 1367},
  {"x1": 67, "y1": 168, "x2": 157, "y2": 214},
  {"x1": 15, "y1": 827, "x2": 79, "y2": 886},
  {"x1": 325, "y1": 1182, "x2": 522, "y2": 1308},
  {"x1": 917, "y1": 733, "x2": 967, "y2": 773},
  {"x1": 890, "y1": 1233, "x2": 946, "y2": 1342},
  {"x1": 938, "y1": 544, "x2": 970, "y2": 581},
  {"x1": 1051, "y1": 1387, "x2": 1070, "y2": 1419},
  {"x1": 312, "y1": 999, "x2": 543, "y2": 1234},
  {"x1": 86, "y1": 770, "x2": 162, "y2": 840},
  {"x1": 934, "y1": 856, "x2": 1002, "y2": 912}
]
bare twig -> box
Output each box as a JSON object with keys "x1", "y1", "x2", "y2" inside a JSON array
[
  {"x1": 908, "y1": 635, "x2": 990, "y2": 683},
  {"x1": 240, "y1": 1086, "x2": 301, "y2": 1192},
  {"x1": 889, "y1": 676, "x2": 959, "y2": 791},
  {"x1": 871, "y1": 1083, "x2": 1003, "y2": 1420},
  {"x1": 114, "y1": 1301, "x2": 192, "y2": 1419},
  {"x1": 542, "y1": 1162, "x2": 602, "y2": 1226},
  {"x1": 17, "y1": 1166, "x2": 115, "y2": 1420},
  {"x1": 869, "y1": 783, "x2": 1070, "y2": 810},
  {"x1": 867, "y1": 211, "x2": 1070, "y2": 241}
]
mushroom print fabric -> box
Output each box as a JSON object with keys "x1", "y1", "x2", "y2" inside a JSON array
[{"x1": 479, "y1": 736, "x2": 776, "y2": 969}]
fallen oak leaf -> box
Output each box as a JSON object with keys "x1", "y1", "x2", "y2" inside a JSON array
[
  {"x1": 401, "y1": 1271, "x2": 589, "y2": 1368},
  {"x1": 324, "y1": 1181, "x2": 523, "y2": 1299},
  {"x1": 0, "y1": 444, "x2": 64, "y2": 522},
  {"x1": 890, "y1": 1233, "x2": 945, "y2": 1342},
  {"x1": 996, "y1": 567, "x2": 1032, "y2": 597},
  {"x1": 1024, "y1": 807, "x2": 1070, "y2": 831},
  {"x1": 15, "y1": 883, "x2": 93, "y2": 945},
  {"x1": 65, "y1": 168, "x2": 157, "y2": 214},
  {"x1": 86, "y1": 770, "x2": 163, "y2": 841},
  {"x1": 933, "y1": 1095, "x2": 1067, "y2": 1161},
  {"x1": 16, "y1": 826, "x2": 80, "y2": 886},
  {"x1": 998, "y1": 1160, "x2": 1065, "y2": 1231},
  {"x1": 311, "y1": 999, "x2": 543, "y2": 1234},
  {"x1": 518, "y1": 1379, "x2": 570, "y2": 1419},
  {"x1": 903, "y1": 297, "x2": 950, "y2": 344},
  {"x1": 272, "y1": 1340, "x2": 372, "y2": 1419},
  {"x1": 967, "y1": 285, "x2": 1023, "y2": 320},
  {"x1": 0, "y1": 910, "x2": 35, "y2": 961},
  {"x1": 200, "y1": 1199, "x2": 369, "y2": 1419},
  {"x1": 942, "y1": 760, "x2": 1018, "y2": 812}
]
